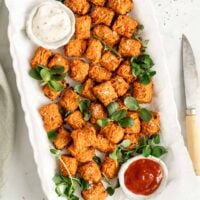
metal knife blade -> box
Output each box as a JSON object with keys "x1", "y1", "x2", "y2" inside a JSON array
[{"x1": 182, "y1": 34, "x2": 199, "y2": 111}]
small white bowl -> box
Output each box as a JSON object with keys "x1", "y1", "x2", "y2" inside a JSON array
[
  {"x1": 119, "y1": 155, "x2": 168, "y2": 200},
  {"x1": 26, "y1": 0, "x2": 75, "y2": 49}
]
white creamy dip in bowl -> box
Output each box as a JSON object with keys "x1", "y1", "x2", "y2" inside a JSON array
[{"x1": 26, "y1": 0, "x2": 75, "y2": 49}]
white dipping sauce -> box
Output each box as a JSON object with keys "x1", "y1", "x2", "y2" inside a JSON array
[{"x1": 32, "y1": 4, "x2": 71, "y2": 43}]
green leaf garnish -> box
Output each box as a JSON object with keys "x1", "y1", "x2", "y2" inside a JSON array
[
  {"x1": 106, "y1": 187, "x2": 115, "y2": 196},
  {"x1": 48, "y1": 80, "x2": 64, "y2": 92},
  {"x1": 29, "y1": 68, "x2": 42, "y2": 80},
  {"x1": 74, "y1": 84, "x2": 83, "y2": 94},
  {"x1": 120, "y1": 139, "x2": 131, "y2": 148},
  {"x1": 107, "y1": 102, "x2": 119, "y2": 116},
  {"x1": 40, "y1": 68, "x2": 51, "y2": 82},
  {"x1": 153, "y1": 135, "x2": 160, "y2": 144},
  {"x1": 80, "y1": 179, "x2": 90, "y2": 190},
  {"x1": 93, "y1": 156, "x2": 101, "y2": 165},
  {"x1": 139, "y1": 108, "x2": 152, "y2": 121},
  {"x1": 110, "y1": 109, "x2": 127, "y2": 121},
  {"x1": 47, "y1": 130, "x2": 57, "y2": 140},
  {"x1": 79, "y1": 99, "x2": 91, "y2": 121},
  {"x1": 142, "y1": 145, "x2": 151, "y2": 157},
  {"x1": 50, "y1": 149, "x2": 58, "y2": 155},
  {"x1": 97, "y1": 118, "x2": 110, "y2": 128},
  {"x1": 151, "y1": 146, "x2": 167, "y2": 158},
  {"x1": 50, "y1": 66, "x2": 65, "y2": 74},
  {"x1": 118, "y1": 117, "x2": 134, "y2": 128},
  {"x1": 130, "y1": 54, "x2": 156, "y2": 85},
  {"x1": 124, "y1": 97, "x2": 140, "y2": 111}
]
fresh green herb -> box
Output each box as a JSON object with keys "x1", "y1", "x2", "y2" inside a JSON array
[
  {"x1": 109, "y1": 139, "x2": 131, "y2": 161},
  {"x1": 47, "y1": 130, "x2": 57, "y2": 140},
  {"x1": 124, "y1": 97, "x2": 152, "y2": 122},
  {"x1": 74, "y1": 84, "x2": 83, "y2": 94},
  {"x1": 130, "y1": 54, "x2": 156, "y2": 85},
  {"x1": 29, "y1": 65, "x2": 66, "y2": 92},
  {"x1": 93, "y1": 34, "x2": 122, "y2": 58},
  {"x1": 97, "y1": 118, "x2": 111, "y2": 128},
  {"x1": 153, "y1": 135, "x2": 160, "y2": 144},
  {"x1": 138, "y1": 108, "x2": 152, "y2": 122},
  {"x1": 97, "y1": 102, "x2": 134, "y2": 128},
  {"x1": 107, "y1": 102, "x2": 119, "y2": 116},
  {"x1": 151, "y1": 146, "x2": 167, "y2": 158},
  {"x1": 106, "y1": 187, "x2": 115, "y2": 196},
  {"x1": 124, "y1": 96, "x2": 140, "y2": 111},
  {"x1": 50, "y1": 149, "x2": 59, "y2": 155},
  {"x1": 142, "y1": 145, "x2": 151, "y2": 157},
  {"x1": 138, "y1": 24, "x2": 144, "y2": 31},
  {"x1": 93, "y1": 156, "x2": 101, "y2": 165},
  {"x1": 79, "y1": 99, "x2": 91, "y2": 121},
  {"x1": 79, "y1": 179, "x2": 90, "y2": 190},
  {"x1": 103, "y1": 176, "x2": 120, "y2": 196}
]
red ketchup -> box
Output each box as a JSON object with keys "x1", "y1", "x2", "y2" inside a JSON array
[{"x1": 124, "y1": 159, "x2": 163, "y2": 196}]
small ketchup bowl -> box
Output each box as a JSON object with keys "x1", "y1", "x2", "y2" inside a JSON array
[{"x1": 119, "y1": 155, "x2": 168, "y2": 200}]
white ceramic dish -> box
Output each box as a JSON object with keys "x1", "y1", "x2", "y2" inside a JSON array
[
  {"x1": 119, "y1": 155, "x2": 168, "y2": 200},
  {"x1": 5, "y1": 0, "x2": 198, "y2": 199},
  {"x1": 26, "y1": 0, "x2": 75, "y2": 49}
]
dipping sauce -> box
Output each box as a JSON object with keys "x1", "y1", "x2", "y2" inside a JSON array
[
  {"x1": 32, "y1": 4, "x2": 71, "y2": 43},
  {"x1": 124, "y1": 159, "x2": 163, "y2": 196}
]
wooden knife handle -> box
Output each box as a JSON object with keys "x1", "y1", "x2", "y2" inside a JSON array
[{"x1": 186, "y1": 112, "x2": 200, "y2": 176}]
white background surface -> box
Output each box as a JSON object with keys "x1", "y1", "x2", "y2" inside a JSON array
[{"x1": 0, "y1": 0, "x2": 200, "y2": 200}]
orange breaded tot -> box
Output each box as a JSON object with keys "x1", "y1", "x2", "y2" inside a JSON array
[
  {"x1": 81, "y1": 79, "x2": 96, "y2": 101},
  {"x1": 88, "y1": 64, "x2": 112, "y2": 83},
  {"x1": 67, "y1": 145, "x2": 95, "y2": 163},
  {"x1": 93, "y1": 81, "x2": 118, "y2": 106},
  {"x1": 113, "y1": 15, "x2": 138, "y2": 38},
  {"x1": 31, "y1": 47, "x2": 52, "y2": 68},
  {"x1": 85, "y1": 39, "x2": 103, "y2": 63},
  {"x1": 42, "y1": 80, "x2": 67, "y2": 100},
  {"x1": 89, "y1": 0, "x2": 106, "y2": 6},
  {"x1": 124, "y1": 132, "x2": 140, "y2": 150},
  {"x1": 100, "y1": 122, "x2": 124, "y2": 144},
  {"x1": 100, "y1": 51, "x2": 122, "y2": 71},
  {"x1": 124, "y1": 112, "x2": 141, "y2": 134},
  {"x1": 70, "y1": 59, "x2": 89, "y2": 82},
  {"x1": 101, "y1": 157, "x2": 119, "y2": 179},
  {"x1": 91, "y1": 6, "x2": 115, "y2": 26},
  {"x1": 59, "y1": 88, "x2": 80, "y2": 112},
  {"x1": 93, "y1": 25, "x2": 120, "y2": 47},
  {"x1": 141, "y1": 112, "x2": 160, "y2": 136},
  {"x1": 78, "y1": 161, "x2": 102, "y2": 183},
  {"x1": 65, "y1": 0, "x2": 90, "y2": 15},
  {"x1": 48, "y1": 53, "x2": 69, "y2": 73},
  {"x1": 75, "y1": 15, "x2": 91, "y2": 40},
  {"x1": 108, "y1": 0, "x2": 133, "y2": 15},
  {"x1": 95, "y1": 134, "x2": 117, "y2": 153},
  {"x1": 82, "y1": 182, "x2": 107, "y2": 200},
  {"x1": 53, "y1": 127, "x2": 71, "y2": 150},
  {"x1": 117, "y1": 61, "x2": 136, "y2": 83},
  {"x1": 111, "y1": 75, "x2": 129, "y2": 97},
  {"x1": 65, "y1": 110, "x2": 85, "y2": 129},
  {"x1": 71, "y1": 124, "x2": 97, "y2": 149},
  {"x1": 39, "y1": 103, "x2": 63, "y2": 132},
  {"x1": 64, "y1": 39, "x2": 87, "y2": 57},
  {"x1": 90, "y1": 103, "x2": 107, "y2": 124},
  {"x1": 119, "y1": 37, "x2": 142, "y2": 57},
  {"x1": 133, "y1": 81, "x2": 153, "y2": 103},
  {"x1": 59, "y1": 155, "x2": 78, "y2": 177}
]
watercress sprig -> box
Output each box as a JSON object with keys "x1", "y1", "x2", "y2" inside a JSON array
[
  {"x1": 97, "y1": 102, "x2": 134, "y2": 128},
  {"x1": 50, "y1": 149, "x2": 90, "y2": 199},
  {"x1": 111, "y1": 135, "x2": 167, "y2": 164},
  {"x1": 103, "y1": 175, "x2": 120, "y2": 196},
  {"x1": 130, "y1": 54, "x2": 156, "y2": 85},
  {"x1": 29, "y1": 65, "x2": 66, "y2": 92},
  {"x1": 124, "y1": 96, "x2": 152, "y2": 122},
  {"x1": 92, "y1": 34, "x2": 122, "y2": 58},
  {"x1": 79, "y1": 99, "x2": 91, "y2": 121}
]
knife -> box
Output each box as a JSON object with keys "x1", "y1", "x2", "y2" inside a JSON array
[{"x1": 182, "y1": 34, "x2": 200, "y2": 175}]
